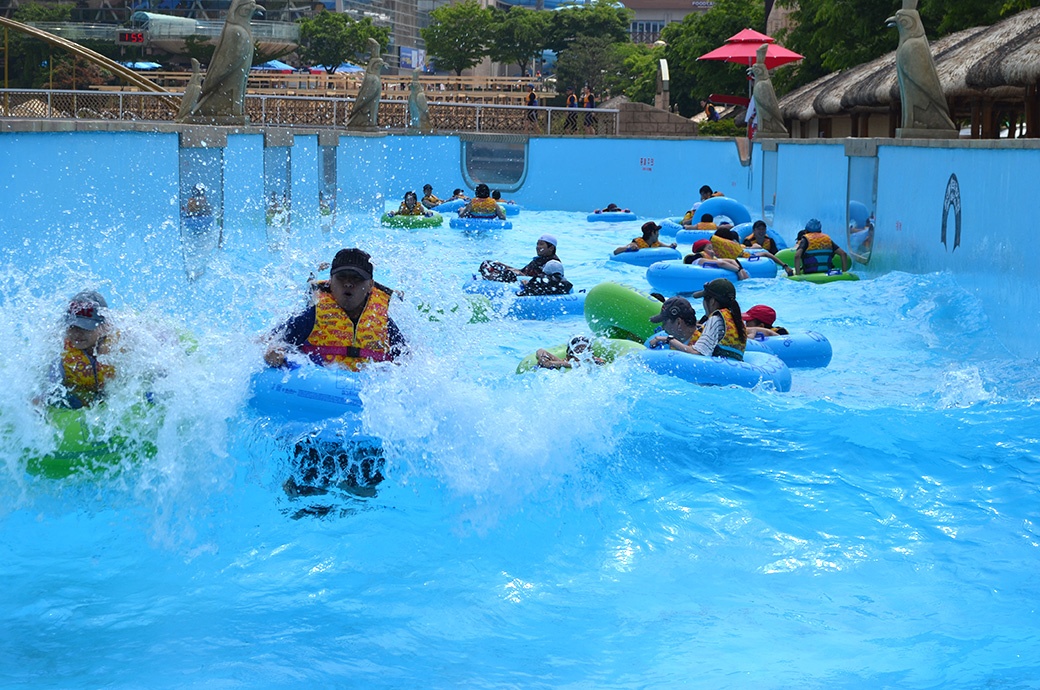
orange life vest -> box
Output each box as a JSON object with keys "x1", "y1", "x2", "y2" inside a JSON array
[
  {"x1": 712, "y1": 309, "x2": 746, "y2": 360},
  {"x1": 468, "y1": 197, "x2": 500, "y2": 218},
  {"x1": 397, "y1": 202, "x2": 427, "y2": 216},
  {"x1": 61, "y1": 341, "x2": 115, "y2": 407},
  {"x1": 301, "y1": 289, "x2": 392, "y2": 371},
  {"x1": 710, "y1": 235, "x2": 751, "y2": 260}
]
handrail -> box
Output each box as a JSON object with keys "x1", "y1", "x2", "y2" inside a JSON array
[{"x1": 0, "y1": 88, "x2": 620, "y2": 136}]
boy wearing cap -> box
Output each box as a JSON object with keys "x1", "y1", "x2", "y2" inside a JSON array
[
  {"x1": 742, "y1": 304, "x2": 789, "y2": 339},
  {"x1": 614, "y1": 221, "x2": 677, "y2": 254},
  {"x1": 264, "y1": 248, "x2": 407, "y2": 371},
  {"x1": 795, "y1": 219, "x2": 851, "y2": 275},
  {"x1": 53, "y1": 290, "x2": 115, "y2": 409},
  {"x1": 421, "y1": 184, "x2": 443, "y2": 208},
  {"x1": 647, "y1": 297, "x2": 701, "y2": 353},
  {"x1": 517, "y1": 260, "x2": 572, "y2": 296},
  {"x1": 648, "y1": 279, "x2": 747, "y2": 360}
]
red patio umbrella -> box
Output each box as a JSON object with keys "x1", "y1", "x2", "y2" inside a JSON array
[{"x1": 698, "y1": 29, "x2": 803, "y2": 70}]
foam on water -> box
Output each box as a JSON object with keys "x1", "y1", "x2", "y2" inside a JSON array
[{"x1": 2, "y1": 206, "x2": 1040, "y2": 688}]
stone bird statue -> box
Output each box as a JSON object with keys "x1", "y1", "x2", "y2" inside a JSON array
[
  {"x1": 407, "y1": 69, "x2": 432, "y2": 133},
  {"x1": 193, "y1": 0, "x2": 257, "y2": 122},
  {"x1": 748, "y1": 44, "x2": 788, "y2": 137},
  {"x1": 176, "y1": 58, "x2": 204, "y2": 121},
  {"x1": 347, "y1": 38, "x2": 386, "y2": 130},
  {"x1": 886, "y1": 0, "x2": 956, "y2": 135}
]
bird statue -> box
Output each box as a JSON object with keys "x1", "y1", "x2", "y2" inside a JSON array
[
  {"x1": 886, "y1": 0, "x2": 956, "y2": 136},
  {"x1": 193, "y1": 0, "x2": 257, "y2": 122},
  {"x1": 407, "y1": 69, "x2": 432, "y2": 133},
  {"x1": 176, "y1": 58, "x2": 204, "y2": 122},
  {"x1": 346, "y1": 38, "x2": 386, "y2": 130},
  {"x1": 748, "y1": 44, "x2": 788, "y2": 138}
]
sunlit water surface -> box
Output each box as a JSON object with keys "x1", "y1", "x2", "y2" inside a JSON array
[{"x1": 1, "y1": 206, "x2": 1039, "y2": 689}]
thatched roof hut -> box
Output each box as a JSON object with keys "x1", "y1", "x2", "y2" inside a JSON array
[{"x1": 777, "y1": 7, "x2": 1040, "y2": 138}]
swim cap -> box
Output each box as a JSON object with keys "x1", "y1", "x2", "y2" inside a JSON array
[
  {"x1": 538, "y1": 234, "x2": 557, "y2": 247},
  {"x1": 542, "y1": 260, "x2": 564, "y2": 276}
]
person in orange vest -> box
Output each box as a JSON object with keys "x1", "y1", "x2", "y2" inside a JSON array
[
  {"x1": 51, "y1": 290, "x2": 116, "y2": 409},
  {"x1": 563, "y1": 87, "x2": 579, "y2": 133},
  {"x1": 264, "y1": 248, "x2": 407, "y2": 370}
]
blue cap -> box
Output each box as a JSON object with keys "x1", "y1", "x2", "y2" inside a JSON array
[{"x1": 805, "y1": 218, "x2": 822, "y2": 232}]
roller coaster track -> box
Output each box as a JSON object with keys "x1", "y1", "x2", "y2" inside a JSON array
[{"x1": 0, "y1": 16, "x2": 178, "y2": 110}]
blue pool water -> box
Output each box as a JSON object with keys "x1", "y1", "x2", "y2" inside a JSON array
[{"x1": 2, "y1": 204, "x2": 1040, "y2": 689}]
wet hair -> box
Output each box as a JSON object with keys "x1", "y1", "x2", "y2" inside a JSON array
[
  {"x1": 699, "y1": 185, "x2": 713, "y2": 196},
  {"x1": 423, "y1": 184, "x2": 433, "y2": 192},
  {"x1": 491, "y1": 190, "x2": 501, "y2": 200},
  {"x1": 475, "y1": 183, "x2": 490, "y2": 198},
  {"x1": 404, "y1": 190, "x2": 417, "y2": 202},
  {"x1": 703, "y1": 289, "x2": 746, "y2": 343},
  {"x1": 701, "y1": 213, "x2": 713, "y2": 223},
  {"x1": 453, "y1": 188, "x2": 464, "y2": 196},
  {"x1": 753, "y1": 220, "x2": 767, "y2": 231}
]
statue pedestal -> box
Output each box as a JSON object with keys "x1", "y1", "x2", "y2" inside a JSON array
[
  {"x1": 897, "y1": 127, "x2": 958, "y2": 140},
  {"x1": 179, "y1": 115, "x2": 251, "y2": 127}
]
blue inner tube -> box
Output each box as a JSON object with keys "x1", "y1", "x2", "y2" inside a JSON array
[
  {"x1": 250, "y1": 366, "x2": 366, "y2": 425},
  {"x1": 588, "y1": 211, "x2": 637, "y2": 223},
  {"x1": 462, "y1": 279, "x2": 586, "y2": 320},
  {"x1": 636, "y1": 348, "x2": 791, "y2": 392},
  {"x1": 609, "y1": 247, "x2": 682, "y2": 267},
  {"x1": 646, "y1": 256, "x2": 777, "y2": 294},
  {"x1": 501, "y1": 203, "x2": 521, "y2": 217},
  {"x1": 432, "y1": 199, "x2": 466, "y2": 213},
  {"x1": 675, "y1": 229, "x2": 715, "y2": 246},
  {"x1": 744, "y1": 331, "x2": 832, "y2": 369},
  {"x1": 730, "y1": 221, "x2": 788, "y2": 250},
  {"x1": 659, "y1": 218, "x2": 684, "y2": 236},
  {"x1": 450, "y1": 217, "x2": 513, "y2": 231},
  {"x1": 691, "y1": 197, "x2": 752, "y2": 226}
]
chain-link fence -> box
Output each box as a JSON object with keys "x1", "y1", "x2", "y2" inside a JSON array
[{"x1": 0, "y1": 89, "x2": 618, "y2": 135}]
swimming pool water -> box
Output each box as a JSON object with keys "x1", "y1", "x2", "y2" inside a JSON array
[{"x1": 1, "y1": 207, "x2": 1039, "y2": 689}]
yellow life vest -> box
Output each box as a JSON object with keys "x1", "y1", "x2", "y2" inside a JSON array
[
  {"x1": 801, "y1": 232, "x2": 836, "y2": 274},
  {"x1": 61, "y1": 341, "x2": 115, "y2": 407},
  {"x1": 422, "y1": 194, "x2": 442, "y2": 207},
  {"x1": 302, "y1": 289, "x2": 391, "y2": 371},
  {"x1": 743, "y1": 232, "x2": 778, "y2": 254},
  {"x1": 397, "y1": 202, "x2": 427, "y2": 216},
  {"x1": 710, "y1": 235, "x2": 751, "y2": 260},
  {"x1": 468, "y1": 197, "x2": 500, "y2": 218},
  {"x1": 713, "y1": 308, "x2": 746, "y2": 360},
  {"x1": 694, "y1": 222, "x2": 717, "y2": 231}
]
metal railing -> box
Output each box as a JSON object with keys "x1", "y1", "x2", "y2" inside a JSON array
[{"x1": 0, "y1": 89, "x2": 620, "y2": 135}]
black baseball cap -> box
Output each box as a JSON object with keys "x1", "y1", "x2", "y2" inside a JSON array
[
  {"x1": 649, "y1": 296, "x2": 697, "y2": 324},
  {"x1": 330, "y1": 248, "x2": 373, "y2": 280}
]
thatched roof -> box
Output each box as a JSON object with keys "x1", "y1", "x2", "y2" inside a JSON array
[{"x1": 779, "y1": 7, "x2": 1040, "y2": 122}]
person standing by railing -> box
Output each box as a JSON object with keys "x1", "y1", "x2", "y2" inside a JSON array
[
  {"x1": 583, "y1": 86, "x2": 597, "y2": 134},
  {"x1": 563, "y1": 87, "x2": 578, "y2": 134},
  {"x1": 526, "y1": 84, "x2": 539, "y2": 134}
]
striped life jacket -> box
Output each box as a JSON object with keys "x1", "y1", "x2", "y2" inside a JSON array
[
  {"x1": 301, "y1": 289, "x2": 391, "y2": 371},
  {"x1": 801, "y1": 232, "x2": 837, "y2": 274},
  {"x1": 468, "y1": 197, "x2": 500, "y2": 218},
  {"x1": 712, "y1": 308, "x2": 746, "y2": 360},
  {"x1": 710, "y1": 235, "x2": 750, "y2": 260},
  {"x1": 61, "y1": 342, "x2": 115, "y2": 407}
]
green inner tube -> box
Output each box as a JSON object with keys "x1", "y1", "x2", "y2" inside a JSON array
[
  {"x1": 775, "y1": 248, "x2": 859, "y2": 282},
  {"x1": 24, "y1": 405, "x2": 158, "y2": 479},
  {"x1": 380, "y1": 212, "x2": 444, "y2": 228},
  {"x1": 583, "y1": 281, "x2": 664, "y2": 343},
  {"x1": 516, "y1": 338, "x2": 645, "y2": 374}
]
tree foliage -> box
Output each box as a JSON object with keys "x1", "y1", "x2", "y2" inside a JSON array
[
  {"x1": 488, "y1": 7, "x2": 548, "y2": 75},
  {"x1": 421, "y1": 0, "x2": 492, "y2": 76},
  {"x1": 775, "y1": 0, "x2": 1040, "y2": 93},
  {"x1": 5, "y1": 3, "x2": 73, "y2": 88},
  {"x1": 545, "y1": 1, "x2": 631, "y2": 56},
  {"x1": 297, "y1": 12, "x2": 389, "y2": 73},
  {"x1": 553, "y1": 35, "x2": 621, "y2": 95},
  {"x1": 658, "y1": 0, "x2": 764, "y2": 117},
  {"x1": 607, "y1": 42, "x2": 660, "y2": 105}
]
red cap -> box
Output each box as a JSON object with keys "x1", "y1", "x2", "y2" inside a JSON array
[
  {"x1": 692, "y1": 239, "x2": 710, "y2": 253},
  {"x1": 741, "y1": 304, "x2": 777, "y2": 327}
]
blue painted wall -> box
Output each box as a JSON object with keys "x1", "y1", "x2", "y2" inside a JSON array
[{"x1": 1, "y1": 129, "x2": 1037, "y2": 355}]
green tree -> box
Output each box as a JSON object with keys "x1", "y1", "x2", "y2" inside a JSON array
[
  {"x1": 183, "y1": 35, "x2": 216, "y2": 66},
  {"x1": 488, "y1": 7, "x2": 547, "y2": 75},
  {"x1": 421, "y1": 0, "x2": 492, "y2": 76},
  {"x1": 554, "y1": 35, "x2": 621, "y2": 95},
  {"x1": 659, "y1": 0, "x2": 764, "y2": 117},
  {"x1": 610, "y1": 41, "x2": 660, "y2": 105},
  {"x1": 297, "y1": 11, "x2": 389, "y2": 73},
  {"x1": 545, "y1": 1, "x2": 631, "y2": 56},
  {"x1": 5, "y1": 3, "x2": 73, "y2": 88}
]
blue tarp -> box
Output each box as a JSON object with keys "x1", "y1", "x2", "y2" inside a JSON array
[
  {"x1": 253, "y1": 59, "x2": 294, "y2": 72},
  {"x1": 120, "y1": 61, "x2": 163, "y2": 70},
  {"x1": 310, "y1": 63, "x2": 363, "y2": 74}
]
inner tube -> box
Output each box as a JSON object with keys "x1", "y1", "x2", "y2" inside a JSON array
[
  {"x1": 251, "y1": 365, "x2": 367, "y2": 425},
  {"x1": 515, "y1": 338, "x2": 645, "y2": 373},
  {"x1": 730, "y1": 221, "x2": 788, "y2": 250},
  {"x1": 380, "y1": 212, "x2": 443, "y2": 228},
  {"x1": 449, "y1": 217, "x2": 513, "y2": 231},
  {"x1": 24, "y1": 405, "x2": 158, "y2": 479},
  {"x1": 675, "y1": 229, "x2": 715, "y2": 246},
  {"x1": 775, "y1": 248, "x2": 860, "y2": 283},
  {"x1": 745, "y1": 331, "x2": 833, "y2": 368},
  {"x1": 636, "y1": 348, "x2": 791, "y2": 392},
  {"x1": 501, "y1": 203, "x2": 520, "y2": 217},
  {"x1": 588, "y1": 211, "x2": 637, "y2": 223},
  {"x1": 646, "y1": 256, "x2": 777, "y2": 295},
  {"x1": 432, "y1": 199, "x2": 466, "y2": 213},
  {"x1": 691, "y1": 197, "x2": 752, "y2": 226},
  {"x1": 659, "y1": 219, "x2": 684, "y2": 236},
  {"x1": 583, "y1": 282, "x2": 662, "y2": 342},
  {"x1": 609, "y1": 247, "x2": 681, "y2": 267},
  {"x1": 462, "y1": 279, "x2": 586, "y2": 320}
]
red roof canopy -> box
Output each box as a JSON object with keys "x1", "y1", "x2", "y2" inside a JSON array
[
  {"x1": 726, "y1": 28, "x2": 775, "y2": 44},
  {"x1": 698, "y1": 41, "x2": 803, "y2": 69}
]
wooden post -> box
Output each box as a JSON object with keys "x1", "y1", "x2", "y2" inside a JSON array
[
  {"x1": 971, "y1": 99, "x2": 981, "y2": 138},
  {"x1": 1026, "y1": 84, "x2": 1039, "y2": 138}
]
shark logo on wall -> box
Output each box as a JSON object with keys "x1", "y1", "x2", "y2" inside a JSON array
[{"x1": 941, "y1": 173, "x2": 961, "y2": 252}]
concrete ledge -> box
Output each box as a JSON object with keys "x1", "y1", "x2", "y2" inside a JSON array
[{"x1": 264, "y1": 128, "x2": 294, "y2": 147}]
